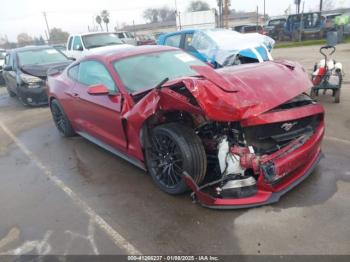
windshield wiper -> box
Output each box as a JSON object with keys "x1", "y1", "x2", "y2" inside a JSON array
[
  {"x1": 131, "y1": 77, "x2": 169, "y2": 97},
  {"x1": 154, "y1": 77, "x2": 169, "y2": 91}
]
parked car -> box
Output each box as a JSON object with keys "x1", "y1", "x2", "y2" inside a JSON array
[
  {"x1": 47, "y1": 45, "x2": 325, "y2": 209},
  {"x1": 136, "y1": 34, "x2": 156, "y2": 45},
  {"x1": 2, "y1": 46, "x2": 72, "y2": 106},
  {"x1": 233, "y1": 24, "x2": 266, "y2": 34},
  {"x1": 116, "y1": 31, "x2": 137, "y2": 45},
  {"x1": 264, "y1": 17, "x2": 286, "y2": 40},
  {"x1": 66, "y1": 32, "x2": 131, "y2": 59},
  {"x1": 0, "y1": 49, "x2": 6, "y2": 84},
  {"x1": 284, "y1": 12, "x2": 324, "y2": 41},
  {"x1": 157, "y1": 28, "x2": 274, "y2": 68}
]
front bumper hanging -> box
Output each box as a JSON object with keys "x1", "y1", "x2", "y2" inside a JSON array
[{"x1": 183, "y1": 123, "x2": 325, "y2": 209}]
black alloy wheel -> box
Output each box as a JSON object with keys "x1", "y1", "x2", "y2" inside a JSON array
[
  {"x1": 145, "y1": 123, "x2": 207, "y2": 195},
  {"x1": 50, "y1": 99, "x2": 75, "y2": 137}
]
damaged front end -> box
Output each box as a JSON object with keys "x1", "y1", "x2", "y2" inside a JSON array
[
  {"x1": 184, "y1": 99, "x2": 324, "y2": 209},
  {"x1": 124, "y1": 61, "x2": 325, "y2": 209}
]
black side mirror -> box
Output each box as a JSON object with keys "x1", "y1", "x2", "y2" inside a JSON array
[
  {"x1": 69, "y1": 57, "x2": 76, "y2": 61},
  {"x1": 3, "y1": 65, "x2": 13, "y2": 71}
]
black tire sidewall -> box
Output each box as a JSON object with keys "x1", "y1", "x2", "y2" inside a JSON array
[
  {"x1": 145, "y1": 123, "x2": 206, "y2": 195},
  {"x1": 50, "y1": 99, "x2": 75, "y2": 137}
]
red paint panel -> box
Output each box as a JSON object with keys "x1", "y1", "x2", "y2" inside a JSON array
[{"x1": 241, "y1": 104, "x2": 324, "y2": 127}]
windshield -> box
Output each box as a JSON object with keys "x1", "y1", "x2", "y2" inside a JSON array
[
  {"x1": 113, "y1": 50, "x2": 205, "y2": 93},
  {"x1": 82, "y1": 33, "x2": 123, "y2": 49},
  {"x1": 268, "y1": 19, "x2": 286, "y2": 26},
  {"x1": 17, "y1": 48, "x2": 69, "y2": 66}
]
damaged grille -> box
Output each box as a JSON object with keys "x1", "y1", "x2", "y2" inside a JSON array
[
  {"x1": 244, "y1": 114, "x2": 322, "y2": 155},
  {"x1": 272, "y1": 93, "x2": 314, "y2": 110}
]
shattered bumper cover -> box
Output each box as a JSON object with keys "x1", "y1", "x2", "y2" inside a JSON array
[{"x1": 184, "y1": 122, "x2": 325, "y2": 209}]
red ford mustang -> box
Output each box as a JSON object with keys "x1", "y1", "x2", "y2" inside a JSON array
[{"x1": 47, "y1": 45, "x2": 324, "y2": 209}]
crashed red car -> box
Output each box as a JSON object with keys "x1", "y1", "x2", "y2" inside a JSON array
[{"x1": 47, "y1": 45, "x2": 324, "y2": 209}]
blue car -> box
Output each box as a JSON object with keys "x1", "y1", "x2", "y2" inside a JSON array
[{"x1": 157, "y1": 28, "x2": 275, "y2": 68}]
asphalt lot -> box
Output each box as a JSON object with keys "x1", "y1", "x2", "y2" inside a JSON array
[{"x1": 0, "y1": 44, "x2": 349, "y2": 255}]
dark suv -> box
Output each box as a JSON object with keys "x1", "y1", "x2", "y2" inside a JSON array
[{"x1": 2, "y1": 46, "x2": 71, "y2": 106}]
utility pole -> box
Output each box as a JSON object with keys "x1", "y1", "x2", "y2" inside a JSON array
[
  {"x1": 319, "y1": 0, "x2": 323, "y2": 12},
  {"x1": 256, "y1": 5, "x2": 259, "y2": 30},
  {"x1": 217, "y1": 0, "x2": 223, "y2": 28},
  {"x1": 224, "y1": 0, "x2": 229, "y2": 28},
  {"x1": 263, "y1": 0, "x2": 266, "y2": 23},
  {"x1": 42, "y1": 12, "x2": 50, "y2": 43},
  {"x1": 174, "y1": 0, "x2": 181, "y2": 30},
  {"x1": 299, "y1": 1, "x2": 305, "y2": 42}
]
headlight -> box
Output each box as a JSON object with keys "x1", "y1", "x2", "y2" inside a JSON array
[{"x1": 20, "y1": 74, "x2": 42, "y2": 88}]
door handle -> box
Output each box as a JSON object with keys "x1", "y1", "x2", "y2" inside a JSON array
[{"x1": 72, "y1": 92, "x2": 79, "y2": 98}]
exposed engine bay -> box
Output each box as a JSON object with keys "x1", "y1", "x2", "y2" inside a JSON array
[{"x1": 186, "y1": 93, "x2": 322, "y2": 202}]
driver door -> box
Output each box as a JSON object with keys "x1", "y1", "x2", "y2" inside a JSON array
[
  {"x1": 3, "y1": 53, "x2": 17, "y2": 93},
  {"x1": 71, "y1": 60, "x2": 127, "y2": 151}
]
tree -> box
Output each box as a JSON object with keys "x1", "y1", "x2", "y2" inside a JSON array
[
  {"x1": 33, "y1": 36, "x2": 46, "y2": 45},
  {"x1": 95, "y1": 15, "x2": 103, "y2": 31},
  {"x1": 187, "y1": 0, "x2": 210, "y2": 12},
  {"x1": 49, "y1": 28, "x2": 69, "y2": 44},
  {"x1": 322, "y1": 0, "x2": 335, "y2": 11},
  {"x1": 143, "y1": 8, "x2": 159, "y2": 23},
  {"x1": 17, "y1": 33, "x2": 33, "y2": 47},
  {"x1": 143, "y1": 7, "x2": 176, "y2": 23},
  {"x1": 101, "y1": 10, "x2": 110, "y2": 32}
]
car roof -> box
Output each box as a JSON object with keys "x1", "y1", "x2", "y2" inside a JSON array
[
  {"x1": 157, "y1": 29, "x2": 197, "y2": 42},
  {"x1": 84, "y1": 45, "x2": 178, "y2": 62},
  {"x1": 72, "y1": 32, "x2": 118, "y2": 37},
  {"x1": 10, "y1": 45, "x2": 53, "y2": 53}
]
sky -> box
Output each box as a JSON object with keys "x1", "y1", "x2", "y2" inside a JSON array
[{"x1": 0, "y1": 0, "x2": 349, "y2": 41}]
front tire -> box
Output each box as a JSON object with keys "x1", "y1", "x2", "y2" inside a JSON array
[
  {"x1": 50, "y1": 99, "x2": 76, "y2": 137},
  {"x1": 145, "y1": 123, "x2": 207, "y2": 195}
]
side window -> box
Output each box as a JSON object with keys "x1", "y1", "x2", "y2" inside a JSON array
[
  {"x1": 67, "y1": 37, "x2": 73, "y2": 50},
  {"x1": 192, "y1": 32, "x2": 212, "y2": 51},
  {"x1": 117, "y1": 33, "x2": 125, "y2": 39},
  {"x1": 184, "y1": 33, "x2": 194, "y2": 51},
  {"x1": 68, "y1": 64, "x2": 79, "y2": 80},
  {"x1": 73, "y1": 36, "x2": 83, "y2": 51},
  {"x1": 164, "y1": 34, "x2": 181, "y2": 48},
  {"x1": 78, "y1": 61, "x2": 117, "y2": 92},
  {"x1": 4, "y1": 54, "x2": 10, "y2": 65},
  {"x1": 9, "y1": 54, "x2": 16, "y2": 68}
]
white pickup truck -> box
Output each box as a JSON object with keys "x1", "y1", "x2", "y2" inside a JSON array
[{"x1": 66, "y1": 32, "x2": 131, "y2": 59}]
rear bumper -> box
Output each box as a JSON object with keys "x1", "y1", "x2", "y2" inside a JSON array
[{"x1": 184, "y1": 122, "x2": 325, "y2": 209}]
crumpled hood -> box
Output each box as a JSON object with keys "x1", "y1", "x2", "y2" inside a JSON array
[
  {"x1": 21, "y1": 60, "x2": 72, "y2": 79},
  {"x1": 180, "y1": 61, "x2": 312, "y2": 121}
]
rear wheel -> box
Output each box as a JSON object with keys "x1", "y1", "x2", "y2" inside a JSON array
[
  {"x1": 50, "y1": 99, "x2": 76, "y2": 137},
  {"x1": 334, "y1": 89, "x2": 340, "y2": 103},
  {"x1": 334, "y1": 71, "x2": 342, "y2": 103},
  {"x1": 145, "y1": 123, "x2": 207, "y2": 195}
]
